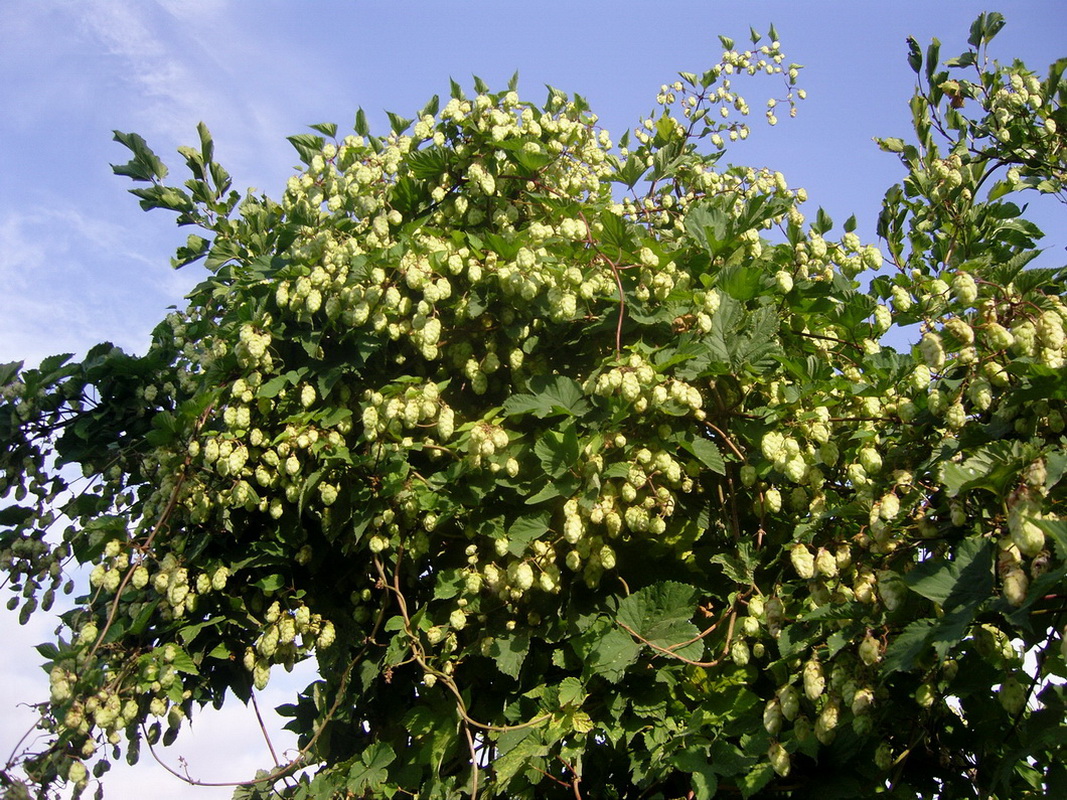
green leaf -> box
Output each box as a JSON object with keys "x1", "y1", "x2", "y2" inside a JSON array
[
  {"x1": 497, "y1": 137, "x2": 556, "y2": 173},
  {"x1": 525, "y1": 473, "x2": 580, "y2": 505},
  {"x1": 493, "y1": 729, "x2": 549, "y2": 786},
  {"x1": 308, "y1": 122, "x2": 338, "y2": 138},
  {"x1": 597, "y1": 209, "x2": 638, "y2": 254},
  {"x1": 882, "y1": 618, "x2": 938, "y2": 674},
  {"x1": 906, "y1": 36, "x2": 922, "y2": 74},
  {"x1": 0, "y1": 505, "x2": 34, "y2": 526},
  {"x1": 169, "y1": 647, "x2": 200, "y2": 676},
  {"x1": 252, "y1": 573, "x2": 285, "y2": 592},
  {"x1": 171, "y1": 233, "x2": 210, "y2": 269},
  {"x1": 347, "y1": 743, "x2": 395, "y2": 794},
  {"x1": 354, "y1": 107, "x2": 370, "y2": 136},
  {"x1": 946, "y1": 51, "x2": 977, "y2": 68},
  {"x1": 883, "y1": 540, "x2": 994, "y2": 673},
  {"x1": 813, "y1": 207, "x2": 833, "y2": 235},
  {"x1": 925, "y1": 38, "x2": 941, "y2": 82},
  {"x1": 582, "y1": 625, "x2": 641, "y2": 683},
  {"x1": 490, "y1": 632, "x2": 530, "y2": 679},
  {"x1": 692, "y1": 766, "x2": 718, "y2": 800},
  {"x1": 0, "y1": 360, "x2": 21, "y2": 386},
  {"x1": 616, "y1": 581, "x2": 705, "y2": 661},
  {"x1": 905, "y1": 537, "x2": 993, "y2": 609},
  {"x1": 288, "y1": 133, "x2": 325, "y2": 165},
  {"x1": 1034, "y1": 517, "x2": 1067, "y2": 562},
  {"x1": 686, "y1": 203, "x2": 731, "y2": 258},
  {"x1": 718, "y1": 265, "x2": 762, "y2": 302},
  {"x1": 386, "y1": 111, "x2": 413, "y2": 135},
  {"x1": 673, "y1": 747, "x2": 718, "y2": 800},
  {"x1": 35, "y1": 642, "x2": 61, "y2": 661},
  {"x1": 709, "y1": 739, "x2": 753, "y2": 777},
  {"x1": 777, "y1": 621, "x2": 819, "y2": 659},
  {"x1": 610, "y1": 153, "x2": 650, "y2": 189},
  {"x1": 940, "y1": 441, "x2": 1029, "y2": 498},
  {"x1": 683, "y1": 434, "x2": 725, "y2": 474},
  {"x1": 558, "y1": 676, "x2": 585, "y2": 707},
  {"x1": 710, "y1": 542, "x2": 756, "y2": 585},
  {"x1": 739, "y1": 762, "x2": 774, "y2": 799},
  {"x1": 968, "y1": 12, "x2": 1004, "y2": 47},
  {"x1": 797, "y1": 601, "x2": 864, "y2": 622},
  {"x1": 177, "y1": 615, "x2": 224, "y2": 645},
  {"x1": 502, "y1": 375, "x2": 590, "y2": 419},
  {"x1": 405, "y1": 146, "x2": 450, "y2": 180},
  {"x1": 258, "y1": 369, "x2": 307, "y2": 399},
  {"x1": 111, "y1": 130, "x2": 169, "y2": 181},
  {"x1": 128, "y1": 184, "x2": 194, "y2": 214},
  {"x1": 507, "y1": 512, "x2": 550, "y2": 556},
  {"x1": 534, "y1": 422, "x2": 579, "y2": 479},
  {"x1": 432, "y1": 568, "x2": 465, "y2": 601}
]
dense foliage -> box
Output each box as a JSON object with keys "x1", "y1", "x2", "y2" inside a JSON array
[{"x1": 2, "y1": 13, "x2": 1065, "y2": 800}]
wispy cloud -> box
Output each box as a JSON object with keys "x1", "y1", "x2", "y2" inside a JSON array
[
  {"x1": 73, "y1": 0, "x2": 305, "y2": 191},
  {"x1": 0, "y1": 203, "x2": 201, "y2": 365},
  {"x1": 75, "y1": 2, "x2": 223, "y2": 144}
]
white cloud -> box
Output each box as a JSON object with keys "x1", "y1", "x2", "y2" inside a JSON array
[
  {"x1": 93, "y1": 677, "x2": 310, "y2": 800},
  {"x1": 0, "y1": 611, "x2": 60, "y2": 769},
  {"x1": 0, "y1": 203, "x2": 200, "y2": 365}
]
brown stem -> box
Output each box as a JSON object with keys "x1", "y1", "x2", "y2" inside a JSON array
[
  {"x1": 251, "y1": 692, "x2": 281, "y2": 768},
  {"x1": 133, "y1": 582, "x2": 390, "y2": 792},
  {"x1": 557, "y1": 755, "x2": 584, "y2": 800},
  {"x1": 701, "y1": 419, "x2": 744, "y2": 461},
  {"x1": 530, "y1": 765, "x2": 572, "y2": 790},
  {"x1": 616, "y1": 618, "x2": 728, "y2": 668},
  {"x1": 664, "y1": 606, "x2": 733, "y2": 652},
  {"x1": 463, "y1": 722, "x2": 479, "y2": 800}
]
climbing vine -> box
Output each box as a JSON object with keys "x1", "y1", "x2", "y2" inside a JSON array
[{"x1": 2, "y1": 14, "x2": 1066, "y2": 800}]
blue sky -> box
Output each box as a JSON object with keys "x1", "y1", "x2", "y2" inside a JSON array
[{"x1": 1, "y1": 1, "x2": 1064, "y2": 796}]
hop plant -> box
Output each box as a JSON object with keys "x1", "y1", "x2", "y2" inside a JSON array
[{"x1": 2, "y1": 16, "x2": 1065, "y2": 800}]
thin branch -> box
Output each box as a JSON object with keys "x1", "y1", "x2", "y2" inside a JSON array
[
  {"x1": 557, "y1": 755, "x2": 584, "y2": 800},
  {"x1": 251, "y1": 692, "x2": 281, "y2": 768},
  {"x1": 700, "y1": 419, "x2": 744, "y2": 461},
  {"x1": 616, "y1": 619, "x2": 725, "y2": 668},
  {"x1": 141, "y1": 724, "x2": 305, "y2": 789},
  {"x1": 136, "y1": 613, "x2": 381, "y2": 791},
  {"x1": 463, "y1": 722, "x2": 479, "y2": 800},
  {"x1": 662, "y1": 607, "x2": 733, "y2": 652},
  {"x1": 3, "y1": 716, "x2": 47, "y2": 774},
  {"x1": 530, "y1": 764, "x2": 572, "y2": 790}
]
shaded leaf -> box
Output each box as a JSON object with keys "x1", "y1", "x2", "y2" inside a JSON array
[{"x1": 490, "y1": 632, "x2": 530, "y2": 679}]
